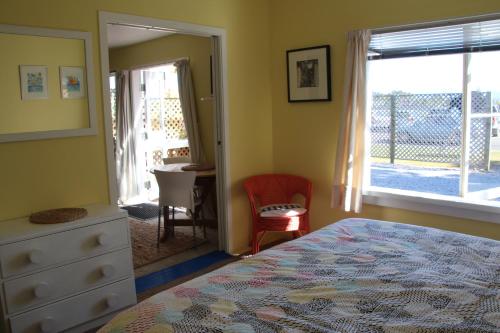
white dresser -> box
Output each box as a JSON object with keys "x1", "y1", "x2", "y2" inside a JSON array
[{"x1": 0, "y1": 205, "x2": 136, "y2": 333}]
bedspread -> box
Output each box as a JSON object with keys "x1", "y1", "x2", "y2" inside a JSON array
[{"x1": 99, "y1": 218, "x2": 500, "y2": 332}]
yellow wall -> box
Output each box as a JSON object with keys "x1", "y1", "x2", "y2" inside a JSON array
[
  {"x1": 0, "y1": 33, "x2": 88, "y2": 133},
  {"x1": 0, "y1": 0, "x2": 274, "y2": 254},
  {"x1": 109, "y1": 34, "x2": 215, "y2": 165},
  {"x1": 269, "y1": 0, "x2": 500, "y2": 240}
]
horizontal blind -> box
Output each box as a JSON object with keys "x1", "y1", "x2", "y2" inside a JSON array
[{"x1": 369, "y1": 18, "x2": 500, "y2": 60}]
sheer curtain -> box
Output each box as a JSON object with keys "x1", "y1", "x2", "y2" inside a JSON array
[
  {"x1": 115, "y1": 70, "x2": 140, "y2": 204},
  {"x1": 175, "y1": 59, "x2": 205, "y2": 164},
  {"x1": 332, "y1": 30, "x2": 371, "y2": 213}
]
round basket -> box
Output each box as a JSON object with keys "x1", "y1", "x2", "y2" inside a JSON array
[
  {"x1": 181, "y1": 164, "x2": 215, "y2": 172},
  {"x1": 29, "y1": 208, "x2": 88, "y2": 224}
]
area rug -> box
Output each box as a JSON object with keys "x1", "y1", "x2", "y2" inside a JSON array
[
  {"x1": 122, "y1": 203, "x2": 159, "y2": 220},
  {"x1": 129, "y1": 219, "x2": 207, "y2": 269}
]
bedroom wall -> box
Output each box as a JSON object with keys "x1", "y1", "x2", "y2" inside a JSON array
[
  {"x1": 109, "y1": 34, "x2": 215, "y2": 165},
  {"x1": 0, "y1": 0, "x2": 274, "y2": 254},
  {"x1": 269, "y1": 0, "x2": 500, "y2": 240}
]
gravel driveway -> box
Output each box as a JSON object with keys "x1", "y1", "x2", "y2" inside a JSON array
[{"x1": 371, "y1": 162, "x2": 500, "y2": 197}]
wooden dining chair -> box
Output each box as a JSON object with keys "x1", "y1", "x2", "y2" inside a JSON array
[
  {"x1": 153, "y1": 170, "x2": 206, "y2": 247},
  {"x1": 244, "y1": 174, "x2": 312, "y2": 254}
]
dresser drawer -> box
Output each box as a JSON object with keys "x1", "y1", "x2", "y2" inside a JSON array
[
  {"x1": 0, "y1": 218, "x2": 129, "y2": 279},
  {"x1": 4, "y1": 248, "x2": 133, "y2": 315},
  {"x1": 9, "y1": 277, "x2": 136, "y2": 333}
]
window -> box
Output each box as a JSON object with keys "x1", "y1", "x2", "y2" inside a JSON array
[
  {"x1": 365, "y1": 16, "x2": 500, "y2": 219},
  {"x1": 109, "y1": 72, "x2": 117, "y2": 150}
]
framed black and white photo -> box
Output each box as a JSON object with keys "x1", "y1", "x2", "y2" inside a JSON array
[{"x1": 286, "y1": 45, "x2": 331, "y2": 102}]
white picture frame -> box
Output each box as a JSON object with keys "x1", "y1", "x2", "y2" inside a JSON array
[
  {"x1": 19, "y1": 65, "x2": 48, "y2": 100},
  {"x1": 60, "y1": 66, "x2": 86, "y2": 99},
  {"x1": 0, "y1": 24, "x2": 97, "y2": 143}
]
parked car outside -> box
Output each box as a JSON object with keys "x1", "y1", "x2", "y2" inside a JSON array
[{"x1": 397, "y1": 108, "x2": 462, "y2": 145}]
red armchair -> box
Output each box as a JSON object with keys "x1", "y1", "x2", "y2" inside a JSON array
[{"x1": 244, "y1": 174, "x2": 312, "y2": 254}]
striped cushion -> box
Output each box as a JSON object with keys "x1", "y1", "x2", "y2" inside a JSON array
[{"x1": 258, "y1": 204, "x2": 307, "y2": 217}]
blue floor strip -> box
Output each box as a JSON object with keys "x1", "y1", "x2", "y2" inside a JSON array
[{"x1": 135, "y1": 251, "x2": 233, "y2": 294}]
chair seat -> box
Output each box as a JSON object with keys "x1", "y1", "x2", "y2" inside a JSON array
[{"x1": 258, "y1": 203, "x2": 307, "y2": 218}]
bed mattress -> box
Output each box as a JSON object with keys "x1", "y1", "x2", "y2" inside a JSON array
[{"x1": 99, "y1": 218, "x2": 500, "y2": 332}]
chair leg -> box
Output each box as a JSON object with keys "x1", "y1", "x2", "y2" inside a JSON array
[
  {"x1": 163, "y1": 206, "x2": 169, "y2": 239},
  {"x1": 171, "y1": 206, "x2": 175, "y2": 238},
  {"x1": 200, "y1": 207, "x2": 207, "y2": 239},
  {"x1": 251, "y1": 230, "x2": 259, "y2": 254},
  {"x1": 157, "y1": 207, "x2": 162, "y2": 248},
  {"x1": 191, "y1": 209, "x2": 196, "y2": 240}
]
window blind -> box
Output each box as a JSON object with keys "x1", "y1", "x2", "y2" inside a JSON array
[{"x1": 369, "y1": 17, "x2": 500, "y2": 60}]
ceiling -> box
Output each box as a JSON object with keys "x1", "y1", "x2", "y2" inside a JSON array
[{"x1": 107, "y1": 24, "x2": 174, "y2": 49}]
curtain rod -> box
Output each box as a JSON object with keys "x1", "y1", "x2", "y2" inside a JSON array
[
  {"x1": 370, "y1": 12, "x2": 500, "y2": 35},
  {"x1": 109, "y1": 22, "x2": 178, "y2": 33},
  {"x1": 128, "y1": 57, "x2": 189, "y2": 71}
]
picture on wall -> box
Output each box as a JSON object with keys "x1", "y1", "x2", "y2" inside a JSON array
[
  {"x1": 60, "y1": 66, "x2": 85, "y2": 99},
  {"x1": 286, "y1": 45, "x2": 331, "y2": 102},
  {"x1": 19, "y1": 65, "x2": 48, "y2": 100}
]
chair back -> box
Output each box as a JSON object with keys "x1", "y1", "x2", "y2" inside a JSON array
[
  {"x1": 154, "y1": 170, "x2": 197, "y2": 209},
  {"x1": 244, "y1": 174, "x2": 312, "y2": 212},
  {"x1": 163, "y1": 156, "x2": 191, "y2": 164}
]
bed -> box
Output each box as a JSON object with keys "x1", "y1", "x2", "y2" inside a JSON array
[{"x1": 99, "y1": 218, "x2": 500, "y2": 332}]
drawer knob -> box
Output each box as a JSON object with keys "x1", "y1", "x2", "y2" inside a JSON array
[
  {"x1": 106, "y1": 293, "x2": 119, "y2": 308},
  {"x1": 101, "y1": 264, "x2": 115, "y2": 278},
  {"x1": 33, "y1": 282, "x2": 50, "y2": 298},
  {"x1": 97, "y1": 233, "x2": 109, "y2": 246},
  {"x1": 40, "y1": 317, "x2": 55, "y2": 333},
  {"x1": 28, "y1": 250, "x2": 44, "y2": 264}
]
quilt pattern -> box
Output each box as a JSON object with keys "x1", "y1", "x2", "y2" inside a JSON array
[{"x1": 100, "y1": 218, "x2": 500, "y2": 332}]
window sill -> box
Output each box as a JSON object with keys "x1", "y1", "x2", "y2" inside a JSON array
[{"x1": 363, "y1": 187, "x2": 500, "y2": 225}]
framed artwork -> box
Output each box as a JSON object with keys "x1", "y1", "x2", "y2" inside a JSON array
[
  {"x1": 60, "y1": 66, "x2": 85, "y2": 99},
  {"x1": 19, "y1": 65, "x2": 48, "y2": 100},
  {"x1": 286, "y1": 45, "x2": 331, "y2": 102}
]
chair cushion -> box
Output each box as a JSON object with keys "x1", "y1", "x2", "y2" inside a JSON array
[{"x1": 258, "y1": 204, "x2": 307, "y2": 218}]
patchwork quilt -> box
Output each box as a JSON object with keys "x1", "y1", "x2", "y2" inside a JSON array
[{"x1": 99, "y1": 218, "x2": 500, "y2": 332}]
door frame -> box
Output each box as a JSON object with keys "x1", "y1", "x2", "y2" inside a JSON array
[{"x1": 98, "y1": 11, "x2": 232, "y2": 253}]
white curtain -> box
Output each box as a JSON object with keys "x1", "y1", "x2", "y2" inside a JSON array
[
  {"x1": 332, "y1": 30, "x2": 371, "y2": 213},
  {"x1": 116, "y1": 70, "x2": 140, "y2": 204},
  {"x1": 175, "y1": 59, "x2": 205, "y2": 164}
]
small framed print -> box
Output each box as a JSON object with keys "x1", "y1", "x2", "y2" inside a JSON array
[
  {"x1": 286, "y1": 45, "x2": 331, "y2": 102},
  {"x1": 60, "y1": 66, "x2": 86, "y2": 99},
  {"x1": 19, "y1": 65, "x2": 48, "y2": 100}
]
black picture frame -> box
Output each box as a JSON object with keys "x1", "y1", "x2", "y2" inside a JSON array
[{"x1": 286, "y1": 45, "x2": 331, "y2": 102}]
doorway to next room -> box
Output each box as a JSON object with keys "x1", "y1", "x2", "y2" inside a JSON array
[{"x1": 103, "y1": 20, "x2": 226, "y2": 290}]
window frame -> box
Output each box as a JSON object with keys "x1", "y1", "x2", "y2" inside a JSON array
[{"x1": 364, "y1": 14, "x2": 500, "y2": 223}]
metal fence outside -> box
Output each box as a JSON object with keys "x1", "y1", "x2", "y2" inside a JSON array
[{"x1": 371, "y1": 92, "x2": 492, "y2": 170}]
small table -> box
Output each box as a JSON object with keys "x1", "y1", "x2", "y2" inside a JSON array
[
  {"x1": 153, "y1": 163, "x2": 216, "y2": 178},
  {"x1": 151, "y1": 163, "x2": 216, "y2": 240}
]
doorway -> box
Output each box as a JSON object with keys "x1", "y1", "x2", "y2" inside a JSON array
[{"x1": 98, "y1": 12, "x2": 231, "y2": 285}]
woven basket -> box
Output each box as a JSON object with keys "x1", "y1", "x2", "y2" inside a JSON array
[{"x1": 29, "y1": 208, "x2": 88, "y2": 224}]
